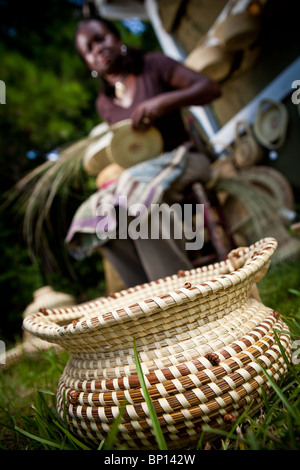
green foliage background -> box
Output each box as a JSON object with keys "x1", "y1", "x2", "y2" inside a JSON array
[{"x1": 0, "y1": 0, "x2": 159, "y2": 344}]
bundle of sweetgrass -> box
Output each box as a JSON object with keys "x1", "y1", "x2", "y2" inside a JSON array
[{"x1": 4, "y1": 135, "x2": 99, "y2": 278}]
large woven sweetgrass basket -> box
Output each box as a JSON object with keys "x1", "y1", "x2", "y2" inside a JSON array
[{"x1": 23, "y1": 238, "x2": 291, "y2": 449}]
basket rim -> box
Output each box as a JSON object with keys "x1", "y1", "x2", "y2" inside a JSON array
[{"x1": 23, "y1": 237, "x2": 277, "y2": 342}]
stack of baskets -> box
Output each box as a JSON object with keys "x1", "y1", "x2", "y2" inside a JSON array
[{"x1": 23, "y1": 238, "x2": 291, "y2": 449}]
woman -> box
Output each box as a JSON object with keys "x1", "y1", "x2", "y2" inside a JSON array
[{"x1": 66, "y1": 15, "x2": 221, "y2": 288}]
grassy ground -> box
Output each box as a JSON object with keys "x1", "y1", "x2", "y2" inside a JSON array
[{"x1": 0, "y1": 259, "x2": 300, "y2": 451}]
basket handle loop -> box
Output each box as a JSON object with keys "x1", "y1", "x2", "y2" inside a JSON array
[{"x1": 227, "y1": 241, "x2": 273, "y2": 282}]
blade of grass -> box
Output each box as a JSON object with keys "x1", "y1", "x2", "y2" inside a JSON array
[
  {"x1": 133, "y1": 337, "x2": 168, "y2": 450},
  {"x1": 281, "y1": 315, "x2": 300, "y2": 339},
  {"x1": 273, "y1": 329, "x2": 300, "y2": 384},
  {"x1": 38, "y1": 389, "x2": 56, "y2": 396},
  {"x1": 196, "y1": 430, "x2": 206, "y2": 450},
  {"x1": 31, "y1": 405, "x2": 52, "y2": 446},
  {"x1": 201, "y1": 425, "x2": 239, "y2": 441},
  {"x1": 289, "y1": 289, "x2": 300, "y2": 297},
  {"x1": 97, "y1": 439, "x2": 106, "y2": 450},
  {"x1": 52, "y1": 420, "x2": 92, "y2": 450},
  {"x1": 14, "y1": 426, "x2": 74, "y2": 450},
  {"x1": 244, "y1": 427, "x2": 263, "y2": 450},
  {"x1": 260, "y1": 384, "x2": 270, "y2": 413},
  {"x1": 102, "y1": 400, "x2": 127, "y2": 450},
  {"x1": 256, "y1": 359, "x2": 299, "y2": 421}
]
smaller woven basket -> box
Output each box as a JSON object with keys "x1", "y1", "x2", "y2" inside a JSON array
[
  {"x1": 23, "y1": 238, "x2": 291, "y2": 449},
  {"x1": 1, "y1": 287, "x2": 76, "y2": 368},
  {"x1": 233, "y1": 121, "x2": 264, "y2": 169},
  {"x1": 253, "y1": 99, "x2": 289, "y2": 150},
  {"x1": 95, "y1": 163, "x2": 125, "y2": 189},
  {"x1": 107, "y1": 119, "x2": 164, "y2": 168}
]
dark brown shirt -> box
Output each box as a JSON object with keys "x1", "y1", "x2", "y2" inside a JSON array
[{"x1": 96, "y1": 52, "x2": 190, "y2": 151}]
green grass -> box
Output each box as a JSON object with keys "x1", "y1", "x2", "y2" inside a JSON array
[
  {"x1": 0, "y1": 259, "x2": 300, "y2": 451},
  {"x1": 258, "y1": 259, "x2": 300, "y2": 318}
]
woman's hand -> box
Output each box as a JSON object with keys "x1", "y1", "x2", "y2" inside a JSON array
[{"x1": 130, "y1": 97, "x2": 165, "y2": 131}]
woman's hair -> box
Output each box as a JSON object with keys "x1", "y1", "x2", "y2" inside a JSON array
[
  {"x1": 75, "y1": 14, "x2": 145, "y2": 96},
  {"x1": 75, "y1": 14, "x2": 121, "y2": 42}
]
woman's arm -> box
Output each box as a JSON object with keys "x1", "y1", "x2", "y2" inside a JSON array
[{"x1": 131, "y1": 58, "x2": 221, "y2": 130}]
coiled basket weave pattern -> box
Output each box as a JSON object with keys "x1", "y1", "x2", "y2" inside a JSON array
[{"x1": 23, "y1": 238, "x2": 291, "y2": 449}]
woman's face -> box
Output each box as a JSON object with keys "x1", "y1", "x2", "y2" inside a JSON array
[{"x1": 76, "y1": 20, "x2": 122, "y2": 76}]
